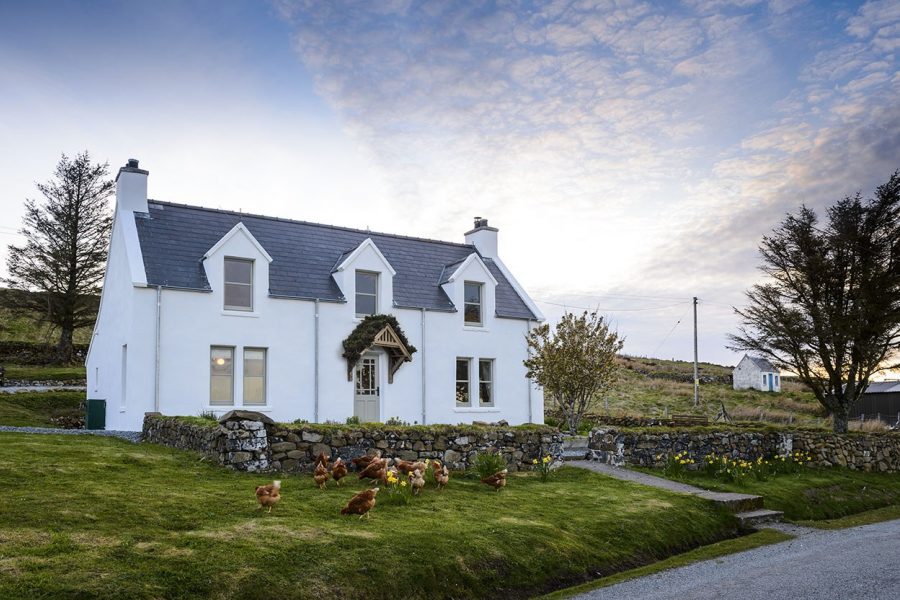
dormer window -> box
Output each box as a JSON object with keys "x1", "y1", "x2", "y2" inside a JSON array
[
  {"x1": 356, "y1": 271, "x2": 378, "y2": 316},
  {"x1": 464, "y1": 281, "x2": 483, "y2": 325},
  {"x1": 224, "y1": 257, "x2": 253, "y2": 311}
]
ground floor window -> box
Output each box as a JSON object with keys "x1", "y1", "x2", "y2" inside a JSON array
[
  {"x1": 210, "y1": 346, "x2": 235, "y2": 405},
  {"x1": 479, "y1": 359, "x2": 493, "y2": 406},
  {"x1": 243, "y1": 348, "x2": 267, "y2": 406},
  {"x1": 456, "y1": 358, "x2": 471, "y2": 406}
]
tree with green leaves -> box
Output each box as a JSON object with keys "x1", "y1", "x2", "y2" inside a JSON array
[
  {"x1": 3, "y1": 152, "x2": 113, "y2": 363},
  {"x1": 729, "y1": 171, "x2": 900, "y2": 433},
  {"x1": 524, "y1": 311, "x2": 623, "y2": 433}
]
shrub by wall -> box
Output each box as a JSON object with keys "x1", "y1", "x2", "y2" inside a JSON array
[
  {"x1": 589, "y1": 427, "x2": 900, "y2": 473},
  {"x1": 143, "y1": 412, "x2": 563, "y2": 473}
]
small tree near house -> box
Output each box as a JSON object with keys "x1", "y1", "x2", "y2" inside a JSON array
[
  {"x1": 729, "y1": 171, "x2": 900, "y2": 433},
  {"x1": 2, "y1": 152, "x2": 113, "y2": 363},
  {"x1": 525, "y1": 311, "x2": 623, "y2": 433}
]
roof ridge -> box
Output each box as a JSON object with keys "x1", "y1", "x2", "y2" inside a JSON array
[{"x1": 147, "y1": 199, "x2": 476, "y2": 250}]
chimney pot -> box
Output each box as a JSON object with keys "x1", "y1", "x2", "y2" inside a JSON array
[{"x1": 126, "y1": 158, "x2": 139, "y2": 169}]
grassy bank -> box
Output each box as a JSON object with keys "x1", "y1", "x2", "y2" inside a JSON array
[
  {"x1": 640, "y1": 467, "x2": 900, "y2": 521},
  {"x1": 2, "y1": 364, "x2": 86, "y2": 383},
  {"x1": 0, "y1": 391, "x2": 84, "y2": 427},
  {"x1": 0, "y1": 434, "x2": 739, "y2": 599}
]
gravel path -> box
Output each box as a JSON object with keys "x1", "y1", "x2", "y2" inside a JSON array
[
  {"x1": 0, "y1": 425, "x2": 142, "y2": 442},
  {"x1": 572, "y1": 518, "x2": 900, "y2": 600}
]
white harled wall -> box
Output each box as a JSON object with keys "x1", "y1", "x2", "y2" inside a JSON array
[{"x1": 88, "y1": 197, "x2": 543, "y2": 431}]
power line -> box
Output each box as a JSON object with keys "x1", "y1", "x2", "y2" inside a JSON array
[
  {"x1": 534, "y1": 298, "x2": 691, "y2": 313},
  {"x1": 652, "y1": 304, "x2": 691, "y2": 356},
  {"x1": 531, "y1": 289, "x2": 691, "y2": 302}
]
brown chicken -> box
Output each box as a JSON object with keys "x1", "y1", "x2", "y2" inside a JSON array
[
  {"x1": 481, "y1": 469, "x2": 508, "y2": 492},
  {"x1": 351, "y1": 450, "x2": 382, "y2": 471},
  {"x1": 331, "y1": 457, "x2": 348, "y2": 485},
  {"x1": 409, "y1": 469, "x2": 425, "y2": 495},
  {"x1": 255, "y1": 480, "x2": 281, "y2": 513},
  {"x1": 435, "y1": 465, "x2": 450, "y2": 491},
  {"x1": 340, "y1": 487, "x2": 380, "y2": 519},
  {"x1": 393, "y1": 458, "x2": 416, "y2": 475},
  {"x1": 313, "y1": 451, "x2": 330, "y2": 469},
  {"x1": 431, "y1": 459, "x2": 443, "y2": 479},
  {"x1": 358, "y1": 457, "x2": 388, "y2": 482},
  {"x1": 314, "y1": 462, "x2": 330, "y2": 489}
]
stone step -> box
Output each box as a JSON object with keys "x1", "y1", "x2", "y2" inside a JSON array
[
  {"x1": 561, "y1": 435, "x2": 590, "y2": 461},
  {"x1": 735, "y1": 509, "x2": 784, "y2": 528},
  {"x1": 562, "y1": 449, "x2": 590, "y2": 461},
  {"x1": 696, "y1": 491, "x2": 765, "y2": 513}
]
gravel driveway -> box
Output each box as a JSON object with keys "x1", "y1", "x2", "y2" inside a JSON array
[{"x1": 573, "y1": 519, "x2": 900, "y2": 600}]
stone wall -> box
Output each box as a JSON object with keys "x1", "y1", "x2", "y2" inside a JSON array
[
  {"x1": 143, "y1": 412, "x2": 563, "y2": 473},
  {"x1": 589, "y1": 427, "x2": 900, "y2": 473}
]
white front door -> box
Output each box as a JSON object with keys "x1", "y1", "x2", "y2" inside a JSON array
[{"x1": 354, "y1": 354, "x2": 380, "y2": 423}]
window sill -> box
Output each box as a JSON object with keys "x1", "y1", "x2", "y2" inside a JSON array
[
  {"x1": 205, "y1": 406, "x2": 271, "y2": 412},
  {"x1": 453, "y1": 407, "x2": 500, "y2": 413},
  {"x1": 221, "y1": 310, "x2": 260, "y2": 318},
  {"x1": 463, "y1": 326, "x2": 489, "y2": 333}
]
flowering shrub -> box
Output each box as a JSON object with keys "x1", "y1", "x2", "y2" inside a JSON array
[
  {"x1": 701, "y1": 450, "x2": 813, "y2": 486},
  {"x1": 532, "y1": 455, "x2": 554, "y2": 482},
  {"x1": 661, "y1": 451, "x2": 695, "y2": 477},
  {"x1": 770, "y1": 450, "x2": 813, "y2": 475}
]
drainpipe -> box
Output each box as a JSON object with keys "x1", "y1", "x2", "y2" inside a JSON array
[
  {"x1": 420, "y1": 308, "x2": 427, "y2": 425},
  {"x1": 526, "y1": 319, "x2": 532, "y2": 424},
  {"x1": 314, "y1": 299, "x2": 320, "y2": 423},
  {"x1": 154, "y1": 286, "x2": 162, "y2": 413}
]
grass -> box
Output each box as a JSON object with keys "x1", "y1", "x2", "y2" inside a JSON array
[
  {"x1": 797, "y1": 505, "x2": 900, "y2": 530},
  {"x1": 0, "y1": 391, "x2": 84, "y2": 427},
  {"x1": 0, "y1": 434, "x2": 741, "y2": 599},
  {"x1": 540, "y1": 528, "x2": 793, "y2": 599},
  {"x1": 641, "y1": 466, "x2": 900, "y2": 521},
  {"x1": 2, "y1": 364, "x2": 86, "y2": 382}
]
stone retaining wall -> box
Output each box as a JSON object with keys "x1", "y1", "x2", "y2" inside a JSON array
[
  {"x1": 589, "y1": 427, "x2": 900, "y2": 472},
  {"x1": 143, "y1": 413, "x2": 563, "y2": 473}
]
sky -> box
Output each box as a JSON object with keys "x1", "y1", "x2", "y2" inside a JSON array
[{"x1": 0, "y1": 0, "x2": 898, "y2": 367}]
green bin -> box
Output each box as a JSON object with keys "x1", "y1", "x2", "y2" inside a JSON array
[{"x1": 86, "y1": 399, "x2": 106, "y2": 430}]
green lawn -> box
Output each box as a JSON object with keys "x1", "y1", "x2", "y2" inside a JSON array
[
  {"x1": 640, "y1": 467, "x2": 900, "y2": 521},
  {"x1": 0, "y1": 391, "x2": 84, "y2": 427},
  {"x1": 2, "y1": 364, "x2": 86, "y2": 382},
  {"x1": 0, "y1": 434, "x2": 740, "y2": 599}
]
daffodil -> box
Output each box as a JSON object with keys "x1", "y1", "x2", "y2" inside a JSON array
[
  {"x1": 533, "y1": 459, "x2": 539, "y2": 465},
  {"x1": 400, "y1": 480, "x2": 407, "y2": 487}
]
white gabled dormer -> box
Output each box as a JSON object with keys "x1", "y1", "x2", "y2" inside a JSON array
[
  {"x1": 331, "y1": 238, "x2": 396, "y2": 316},
  {"x1": 202, "y1": 222, "x2": 272, "y2": 315},
  {"x1": 440, "y1": 252, "x2": 498, "y2": 329}
]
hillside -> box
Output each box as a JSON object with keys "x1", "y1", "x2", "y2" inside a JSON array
[
  {"x1": 575, "y1": 355, "x2": 827, "y2": 428},
  {"x1": 0, "y1": 288, "x2": 93, "y2": 344}
]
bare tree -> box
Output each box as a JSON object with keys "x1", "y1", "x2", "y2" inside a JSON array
[
  {"x1": 525, "y1": 311, "x2": 623, "y2": 433},
  {"x1": 3, "y1": 152, "x2": 113, "y2": 363},
  {"x1": 729, "y1": 171, "x2": 900, "y2": 432}
]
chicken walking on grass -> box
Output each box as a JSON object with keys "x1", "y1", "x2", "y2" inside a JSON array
[
  {"x1": 409, "y1": 469, "x2": 425, "y2": 495},
  {"x1": 255, "y1": 480, "x2": 281, "y2": 513},
  {"x1": 435, "y1": 465, "x2": 450, "y2": 491},
  {"x1": 481, "y1": 469, "x2": 508, "y2": 492},
  {"x1": 341, "y1": 487, "x2": 380, "y2": 519},
  {"x1": 314, "y1": 462, "x2": 330, "y2": 489},
  {"x1": 358, "y1": 457, "x2": 389, "y2": 482},
  {"x1": 351, "y1": 450, "x2": 381, "y2": 471},
  {"x1": 331, "y1": 457, "x2": 348, "y2": 485},
  {"x1": 314, "y1": 451, "x2": 330, "y2": 469}
]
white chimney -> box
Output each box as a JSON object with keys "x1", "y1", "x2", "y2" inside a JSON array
[
  {"x1": 464, "y1": 216, "x2": 498, "y2": 258},
  {"x1": 115, "y1": 158, "x2": 149, "y2": 213}
]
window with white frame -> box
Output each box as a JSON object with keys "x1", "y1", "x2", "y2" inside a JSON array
[
  {"x1": 243, "y1": 348, "x2": 267, "y2": 405},
  {"x1": 356, "y1": 271, "x2": 378, "y2": 316},
  {"x1": 456, "y1": 358, "x2": 471, "y2": 406},
  {"x1": 224, "y1": 257, "x2": 253, "y2": 311},
  {"x1": 210, "y1": 346, "x2": 235, "y2": 405},
  {"x1": 479, "y1": 359, "x2": 493, "y2": 406},
  {"x1": 464, "y1": 281, "x2": 483, "y2": 325}
]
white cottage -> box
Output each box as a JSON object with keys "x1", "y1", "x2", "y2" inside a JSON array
[
  {"x1": 732, "y1": 355, "x2": 781, "y2": 392},
  {"x1": 86, "y1": 160, "x2": 545, "y2": 431}
]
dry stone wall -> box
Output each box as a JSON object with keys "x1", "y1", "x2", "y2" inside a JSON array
[
  {"x1": 589, "y1": 427, "x2": 900, "y2": 472},
  {"x1": 143, "y1": 413, "x2": 563, "y2": 473}
]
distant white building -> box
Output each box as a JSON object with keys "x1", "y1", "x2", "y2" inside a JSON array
[
  {"x1": 86, "y1": 159, "x2": 544, "y2": 431},
  {"x1": 733, "y1": 355, "x2": 781, "y2": 392}
]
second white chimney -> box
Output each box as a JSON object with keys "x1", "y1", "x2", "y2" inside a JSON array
[
  {"x1": 464, "y1": 216, "x2": 498, "y2": 258},
  {"x1": 115, "y1": 158, "x2": 149, "y2": 214}
]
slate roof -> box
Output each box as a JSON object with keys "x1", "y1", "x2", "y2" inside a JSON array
[
  {"x1": 744, "y1": 356, "x2": 776, "y2": 372},
  {"x1": 134, "y1": 201, "x2": 537, "y2": 320}
]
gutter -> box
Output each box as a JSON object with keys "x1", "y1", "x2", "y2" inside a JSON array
[
  {"x1": 155, "y1": 285, "x2": 162, "y2": 412},
  {"x1": 526, "y1": 319, "x2": 533, "y2": 424}
]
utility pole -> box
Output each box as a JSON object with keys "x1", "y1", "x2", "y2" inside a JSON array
[{"x1": 693, "y1": 296, "x2": 699, "y2": 407}]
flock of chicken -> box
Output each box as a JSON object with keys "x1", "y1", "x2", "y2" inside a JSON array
[{"x1": 254, "y1": 450, "x2": 509, "y2": 519}]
